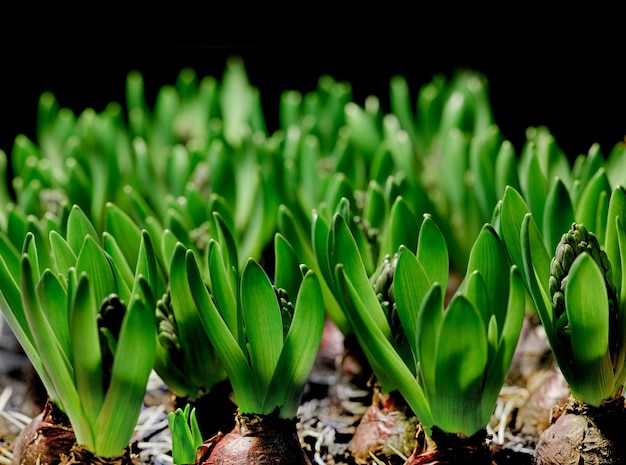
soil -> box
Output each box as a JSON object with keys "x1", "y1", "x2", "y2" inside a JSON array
[{"x1": 0, "y1": 313, "x2": 573, "y2": 465}]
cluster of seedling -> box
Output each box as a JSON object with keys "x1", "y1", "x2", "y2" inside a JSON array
[{"x1": 0, "y1": 56, "x2": 625, "y2": 465}]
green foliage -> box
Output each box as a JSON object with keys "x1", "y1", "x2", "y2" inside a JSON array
[
  {"x1": 499, "y1": 185, "x2": 626, "y2": 406},
  {"x1": 0, "y1": 205, "x2": 157, "y2": 457},
  {"x1": 169, "y1": 232, "x2": 325, "y2": 419},
  {"x1": 322, "y1": 205, "x2": 525, "y2": 437},
  {"x1": 4, "y1": 56, "x2": 626, "y2": 462},
  {"x1": 168, "y1": 404, "x2": 203, "y2": 465}
]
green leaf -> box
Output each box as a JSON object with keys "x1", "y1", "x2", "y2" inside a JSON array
[
  {"x1": 182, "y1": 247, "x2": 258, "y2": 413},
  {"x1": 394, "y1": 246, "x2": 434, "y2": 365},
  {"x1": 237, "y1": 176, "x2": 272, "y2": 266},
  {"x1": 143, "y1": 216, "x2": 168, "y2": 271},
  {"x1": 25, "y1": 217, "x2": 53, "y2": 274},
  {"x1": 390, "y1": 75, "x2": 417, "y2": 148},
  {"x1": 207, "y1": 240, "x2": 240, "y2": 345},
  {"x1": 564, "y1": 253, "x2": 615, "y2": 406},
  {"x1": 470, "y1": 132, "x2": 499, "y2": 221},
  {"x1": 324, "y1": 174, "x2": 354, "y2": 217},
  {"x1": 520, "y1": 147, "x2": 548, "y2": 236},
  {"x1": 613, "y1": 217, "x2": 626, "y2": 385},
  {"x1": 6, "y1": 208, "x2": 27, "y2": 254},
  {"x1": 432, "y1": 295, "x2": 487, "y2": 436},
  {"x1": 605, "y1": 187, "x2": 626, "y2": 294},
  {"x1": 240, "y1": 259, "x2": 283, "y2": 395},
  {"x1": 22, "y1": 232, "x2": 41, "y2": 285},
  {"x1": 133, "y1": 230, "x2": 159, "y2": 306},
  {"x1": 161, "y1": 229, "x2": 181, "y2": 274},
  {"x1": 101, "y1": 233, "x2": 134, "y2": 304},
  {"x1": 169, "y1": 242, "x2": 222, "y2": 394},
  {"x1": 416, "y1": 215, "x2": 449, "y2": 287},
  {"x1": 465, "y1": 225, "x2": 510, "y2": 335},
  {"x1": 211, "y1": 211, "x2": 240, "y2": 277},
  {"x1": 104, "y1": 202, "x2": 142, "y2": 271},
  {"x1": 49, "y1": 230, "x2": 77, "y2": 279},
  {"x1": 519, "y1": 213, "x2": 575, "y2": 386},
  {"x1": 345, "y1": 101, "x2": 382, "y2": 158},
  {"x1": 330, "y1": 214, "x2": 391, "y2": 340},
  {"x1": 273, "y1": 233, "x2": 302, "y2": 301},
  {"x1": 312, "y1": 209, "x2": 334, "y2": 290},
  {"x1": 300, "y1": 209, "x2": 350, "y2": 335},
  {"x1": 69, "y1": 274, "x2": 104, "y2": 426},
  {"x1": 500, "y1": 186, "x2": 530, "y2": 272},
  {"x1": 21, "y1": 256, "x2": 93, "y2": 448},
  {"x1": 462, "y1": 271, "x2": 490, "y2": 332},
  {"x1": 415, "y1": 284, "x2": 444, "y2": 400},
  {"x1": 0, "y1": 231, "x2": 21, "y2": 281},
  {"x1": 362, "y1": 181, "x2": 386, "y2": 234},
  {"x1": 76, "y1": 236, "x2": 117, "y2": 309},
  {"x1": 264, "y1": 271, "x2": 324, "y2": 418},
  {"x1": 543, "y1": 177, "x2": 575, "y2": 254},
  {"x1": 335, "y1": 265, "x2": 434, "y2": 431},
  {"x1": 0, "y1": 253, "x2": 38, "y2": 362},
  {"x1": 37, "y1": 270, "x2": 71, "y2": 363},
  {"x1": 575, "y1": 168, "x2": 611, "y2": 241},
  {"x1": 440, "y1": 128, "x2": 468, "y2": 217},
  {"x1": 220, "y1": 56, "x2": 253, "y2": 147},
  {"x1": 66, "y1": 205, "x2": 99, "y2": 255},
  {"x1": 380, "y1": 196, "x2": 419, "y2": 261},
  {"x1": 494, "y1": 140, "x2": 520, "y2": 198},
  {"x1": 481, "y1": 266, "x2": 525, "y2": 422},
  {"x1": 94, "y1": 294, "x2": 156, "y2": 457},
  {"x1": 164, "y1": 202, "x2": 193, "y2": 248}
]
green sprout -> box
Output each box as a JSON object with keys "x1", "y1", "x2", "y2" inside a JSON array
[
  {"x1": 323, "y1": 206, "x2": 525, "y2": 446},
  {"x1": 0, "y1": 204, "x2": 157, "y2": 459},
  {"x1": 168, "y1": 404, "x2": 203, "y2": 465}
]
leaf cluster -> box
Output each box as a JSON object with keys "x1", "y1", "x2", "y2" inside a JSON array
[
  {"x1": 0, "y1": 205, "x2": 157, "y2": 457},
  {"x1": 316, "y1": 201, "x2": 525, "y2": 437},
  {"x1": 499, "y1": 184, "x2": 626, "y2": 406},
  {"x1": 168, "y1": 231, "x2": 325, "y2": 420}
]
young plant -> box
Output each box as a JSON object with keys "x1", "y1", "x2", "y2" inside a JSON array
[
  {"x1": 304, "y1": 193, "x2": 429, "y2": 461},
  {"x1": 168, "y1": 404, "x2": 203, "y2": 465},
  {"x1": 169, "y1": 232, "x2": 325, "y2": 464},
  {"x1": 499, "y1": 185, "x2": 626, "y2": 463},
  {"x1": 97, "y1": 198, "x2": 235, "y2": 441},
  {"x1": 152, "y1": 207, "x2": 240, "y2": 438},
  {"x1": 0, "y1": 204, "x2": 157, "y2": 463},
  {"x1": 325, "y1": 207, "x2": 525, "y2": 464}
]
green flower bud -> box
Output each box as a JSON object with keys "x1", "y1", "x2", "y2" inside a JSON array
[
  {"x1": 156, "y1": 289, "x2": 182, "y2": 357},
  {"x1": 371, "y1": 253, "x2": 405, "y2": 345},
  {"x1": 274, "y1": 286, "x2": 294, "y2": 342},
  {"x1": 550, "y1": 223, "x2": 619, "y2": 362}
]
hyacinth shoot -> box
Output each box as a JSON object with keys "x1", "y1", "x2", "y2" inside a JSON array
[
  {"x1": 549, "y1": 223, "x2": 619, "y2": 358},
  {"x1": 500, "y1": 185, "x2": 626, "y2": 409}
]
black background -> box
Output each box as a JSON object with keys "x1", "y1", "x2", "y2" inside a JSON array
[{"x1": 1, "y1": 44, "x2": 624, "y2": 167}]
